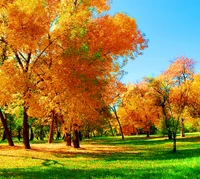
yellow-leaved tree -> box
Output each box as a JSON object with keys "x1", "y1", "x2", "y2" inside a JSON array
[{"x1": 0, "y1": 0, "x2": 147, "y2": 149}]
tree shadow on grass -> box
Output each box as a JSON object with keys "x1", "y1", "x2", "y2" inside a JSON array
[
  {"x1": 0, "y1": 145, "x2": 199, "y2": 164},
  {"x1": 176, "y1": 136, "x2": 200, "y2": 142},
  {"x1": 86, "y1": 137, "x2": 170, "y2": 147},
  {"x1": 47, "y1": 146, "x2": 200, "y2": 163},
  {"x1": 87, "y1": 136, "x2": 200, "y2": 147},
  {"x1": 0, "y1": 165, "x2": 199, "y2": 179}
]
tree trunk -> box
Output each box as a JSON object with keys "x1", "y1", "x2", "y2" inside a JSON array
[
  {"x1": 23, "y1": 107, "x2": 31, "y2": 149},
  {"x1": 48, "y1": 110, "x2": 55, "y2": 143},
  {"x1": 29, "y1": 127, "x2": 34, "y2": 141},
  {"x1": 73, "y1": 124, "x2": 80, "y2": 148},
  {"x1": 0, "y1": 109, "x2": 14, "y2": 146},
  {"x1": 39, "y1": 125, "x2": 44, "y2": 140},
  {"x1": 146, "y1": 130, "x2": 150, "y2": 138},
  {"x1": 181, "y1": 118, "x2": 185, "y2": 137},
  {"x1": 77, "y1": 126, "x2": 82, "y2": 141},
  {"x1": 173, "y1": 132, "x2": 176, "y2": 153},
  {"x1": 65, "y1": 132, "x2": 71, "y2": 146},
  {"x1": 168, "y1": 129, "x2": 173, "y2": 140},
  {"x1": 112, "y1": 106, "x2": 124, "y2": 139},
  {"x1": 107, "y1": 118, "x2": 114, "y2": 136}
]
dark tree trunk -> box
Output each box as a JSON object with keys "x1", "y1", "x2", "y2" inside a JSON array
[
  {"x1": 107, "y1": 118, "x2": 114, "y2": 136},
  {"x1": 168, "y1": 129, "x2": 173, "y2": 140},
  {"x1": 73, "y1": 124, "x2": 80, "y2": 148},
  {"x1": 65, "y1": 132, "x2": 71, "y2": 146},
  {"x1": 79, "y1": 131, "x2": 82, "y2": 141},
  {"x1": 146, "y1": 130, "x2": 150, "y2": 138},
  {"x1": 111, "y1": 106, "x2": 124, "y2": 139},
  {"x1": 162, "y1": 106, "x2": 172, "y2": 140},
  {"x1": 173, "y1": 132, "x2": 176, "y2": 153},
  {"x1": 29, "y1": 127, "x2": 34, "y2": 141},
  {"x1": 39, "y1": 125, "x2": 44, "y2": 140},
  {"x1": 23, "y1": 107, "x2": 31, "y2": 149},
  {"x1": 0, "y1": 109, "x2": 14, "y2": 146},
  {"x1": 48, "y1": 110, "x2": 55, "y2": 143},
  {"x1": 181, "y1": 118, "x2": 185, "y2": 137}
]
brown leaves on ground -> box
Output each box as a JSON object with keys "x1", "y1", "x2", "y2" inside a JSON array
[{"x1": 0, "y1": 142, "x2": 137, "y2": 157}]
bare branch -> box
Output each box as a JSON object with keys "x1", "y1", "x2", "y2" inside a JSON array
[
  {"x1": 14, "y1": 52, "x2": 25, "y2": 72},
  {"x1": 32, "y1": 39, "x2": 55, "y2": 68},
  {"x1": 18, "y1": 52, "x2": 27, "y2": 61}
]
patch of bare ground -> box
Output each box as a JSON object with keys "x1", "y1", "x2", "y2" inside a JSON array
[
  {"x1": 0, "y1": 142, "x2": 138, "y2": 158},
  {"x1": 31, "y1": 143, "x2": 137, "y2": 155}
]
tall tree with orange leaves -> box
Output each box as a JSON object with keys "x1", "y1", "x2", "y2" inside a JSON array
[
  {"x1": 147, "y1": 57, "x2": 195, "y2": 152},
  {"x1": 162, "y1": 57, "x2": 195, "y2": 138},
  {"x1": 0, "y1": 0, "x2": 147, "y2": 149}
]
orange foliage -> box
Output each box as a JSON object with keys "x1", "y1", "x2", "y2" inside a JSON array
[
  {"x1": 0, "y1": 0, "x2": 147, "y2": 148},
  {"x1": 120, "y1": 82, "x2": 159, "y2": 135}
]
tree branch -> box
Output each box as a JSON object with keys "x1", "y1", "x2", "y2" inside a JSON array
[
  {"x1": 32, "y1": 39, "x2": 55, "y2": 68},
  {"x1": 26, "y1": 52, "x2": 31, "y2": 71},
  {"x1": 15, "y1": 52, "x2": 25, "y2": 72}
]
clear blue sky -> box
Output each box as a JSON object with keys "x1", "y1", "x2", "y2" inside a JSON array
[{"x1": 109, "y1": 0, "x2": 200, "y2": 83}]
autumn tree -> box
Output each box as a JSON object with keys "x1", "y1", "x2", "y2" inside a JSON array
[
  {"x1": 147, "y1": 57, "x2": 195, "y2": 152},
  {"x1": 163, "y1": 57, "x2": 195, "y2": 137},
  {"x1": 121, "y1": 82, "x2": 159, "y2": 137},
  {"x1": 146, "y1": 77, "x2": 173, "y2": 139},
  {"x1": 0, "y1": 0, "x2": 147, "y2": 149},
  {"x1": 187, "y1": 74, "x2": 200, "y2": 130}
]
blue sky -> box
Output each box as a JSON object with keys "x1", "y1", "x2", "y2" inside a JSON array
[{"x1": 109, "y1": 0, "x2": 200, "y2": 83}]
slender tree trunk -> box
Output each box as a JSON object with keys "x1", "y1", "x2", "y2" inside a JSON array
[
  {"x1": 0, "y1": 109, "x2": 14, "y2": 146},
  {"x1": 162, "y1": 107, "x2": 172, "y2": 140},
  {"x1": 146, "y1": 130, "x2": 150, "y2": 138},
  {"x1": 111, "y1": 106, "x2": 124, "y2": 139},
  {"x1": 181, "y1": 118, "x2": 185, "y2": 137},
  {"x1": 73, "y1": 124, "x2": 80, "y2": 148},
  {"x1": 165, "y1": 119, "x2": 172, "y2": 140},
  {"x1": 39, "y1": 125, "x2": 44, "y2": 140},
  {"x1": 48, "y1": 110, "x2": 55, "y2": 143},
  {"x1": 23, "y1": 107, "x2": 31, "y2": 149},
  {"x1": 29, "y1": 127, "x2": 34, "y2": 141},
  {"x1": 173, "y1": 132, "x2": 176, "y2": 153},
  {"x1": 107, "y1": 118, "x2": 114, "y2": 136},
  {"x1": 168, "y1": 129, "x2": 173, "y2": 140}
]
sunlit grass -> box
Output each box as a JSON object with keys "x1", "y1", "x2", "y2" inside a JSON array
[{"x1": 0, "y1": 133, "x2": 200, "y2": 179}]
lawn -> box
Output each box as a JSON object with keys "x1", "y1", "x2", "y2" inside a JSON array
[{"x1": 0, "y1": 133, "x2": 200, "y2": 179}]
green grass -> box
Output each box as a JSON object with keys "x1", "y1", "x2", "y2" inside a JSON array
[{"x1": 0, "y1": 133, "x2": 200, "y2": 179}]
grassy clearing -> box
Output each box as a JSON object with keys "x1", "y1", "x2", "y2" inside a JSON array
[{"x1": 0, "y1": 134, "x2": 200, "y2": 179}]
